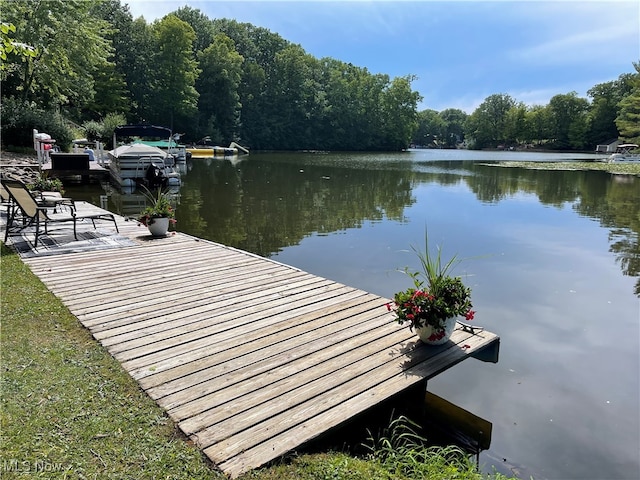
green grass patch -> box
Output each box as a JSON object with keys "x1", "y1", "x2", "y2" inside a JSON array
[
  {"x1": 246, "y1": 416, "x2": 512, "y2": 480},
  {"x1": 1, "y1": 243, "x2": 220, "y2": 479},
  {"x1": 1, "y1": 243, "x2": 514, "y2": 479}
]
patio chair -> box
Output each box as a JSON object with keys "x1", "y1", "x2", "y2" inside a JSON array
[
  {"x1": 2, "y1": 178, "x2": 119, "y2": 247},
  {"x1": 1, "y1": 181, "x2": 18, "y2": 224},
  {"x1": 0, "y1": 183, "x2": 9, "y2": 203}
]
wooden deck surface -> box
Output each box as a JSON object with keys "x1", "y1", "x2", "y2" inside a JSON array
[
  {"x1": 10, "y1": 207, "x2": 499, "y2": 478},
  {"x1": 41, "y1": 160, "x2": 109, "y2": 179}
]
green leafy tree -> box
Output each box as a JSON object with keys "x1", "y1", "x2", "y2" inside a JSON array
[
  {"x1": 148, "y1": 14, "x2": 200, "y2": 130},
  {"x1": 615, "y1": 62, "x2": 640, "y2": 144},
  {"x1": 299, "y1": 56, "x2": 329, "y2": 148},
  {"x1": 415, "y1": 109, "x2": 446, "y2": 147},
  {"x1": 237, "y1": 60, "x2": 267, "y2": 148},
  {"x1": 466, "y1": 93, "x2": 516, "y2": 148},
  {"x1": 121, "y1": 17, "x2": 157, "y2": 122},
  {"x1": 81, "y1": 61, "x2": 130, "y2": 120},
  {"x1": 504, "y1": 102, "x2": 527, "y2": 145},
  {"x1": 588, "y1": 73, "x2": 634, "y2": 145},
  {"x1": 352, "y1": 70, "x2": 390, "y2": 150},
  {"x1": 1, "y1": 0, "x2": 113, "y2": 109},
  {"x1": 213, "y1": 20, "x2": 289, "y2": 149},
  {"x1": 0, "y1": 21, "x2": 37, "y2": 76},
  {"x1": 87, "y1": 0, "x2": 135, "y2": 120},
  {"x1": 320, "y1": 60, "x2": 356, "y2": 149},
  {"x1": 568, "y1": 110, "x2": 591, "y2": 149},
  {"x1": 547, "y1": 92, "x2": 590, "y2": 149},
  {"x1": 91, "y1": 0, "x2": 157, "y2": 122},
  {"x1": 439, "y1": 108, "x2": 467, "y2": 147},
  {"x1": 196, "y1": 33, "x2": 244, "y2": 143},
  {"x1": 267, "y1": 44, "x2": 316, "y2": 149},
  {"x1": 379, "y1": 75, "x2": 421, "y2": 150},
  {"x1": 523, "y1": 105, "x2": 552, "y2": 146},
  {"x1": 173, "y1": 6, "x2": 216, "y2": 55}
]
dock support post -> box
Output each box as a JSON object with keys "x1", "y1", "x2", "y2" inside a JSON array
[{"x1": 396, "y1": 379, "x2": 428, "y2": 422}]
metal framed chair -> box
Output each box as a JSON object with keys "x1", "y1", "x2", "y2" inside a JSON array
[
  {"x1": 0, "y1": 183, "x2": 9, "y2": 203},
  {"x1": 0, "y1": 182, "x2": 17, "y2": 226},
  {"x1": 2, "y1": 178, "x2": 118, "y2": 247}
]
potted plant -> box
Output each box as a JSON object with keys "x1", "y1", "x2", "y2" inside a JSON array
[
  {"x1": 386, "y1": 233, "x2": 475, "y2": 345},
  {"x1": 137, "y1": 186, "x2": 176, "y2": 237}
]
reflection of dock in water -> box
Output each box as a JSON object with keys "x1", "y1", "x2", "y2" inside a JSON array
[
  {"x1": 423, "y1": 391, "x2": 492, "y2": 462},
  {"x1": 420, "y1": 392, "x2": 541, "y2": 479}
]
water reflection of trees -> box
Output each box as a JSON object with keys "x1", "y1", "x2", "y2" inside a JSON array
[
  {"x1": 178, "y1": 156, "x2": 639, "y2": 296},
  {"x1": 180, "y1": 156, "x2": 415, "y2": 256},
  {"x1": 464, "y1": 164, "x2": 640, "y2": 295}
]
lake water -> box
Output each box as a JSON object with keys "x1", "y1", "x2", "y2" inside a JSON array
[{"x1": 68, "y1": 149, "x2": 639, "y2": 479}]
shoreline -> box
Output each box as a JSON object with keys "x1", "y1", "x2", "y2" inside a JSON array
[{"x1": 2, "y1": 150, "x2": 638, "y2": 185}]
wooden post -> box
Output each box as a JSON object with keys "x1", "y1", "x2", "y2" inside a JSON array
[{"x1": 394, "y1": 379, "x2": 428, "y2": 422}]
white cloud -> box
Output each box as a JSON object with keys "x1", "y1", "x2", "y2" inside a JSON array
[
  {"x1": 511, "y1": 25, "x2": 639, "y2": 66},
  {"x1": 505, "y1": 1, "x2": 639, "y2": 66},
  {"x1": 125, "y1": 0, "x2": 189, "y2": 21}
]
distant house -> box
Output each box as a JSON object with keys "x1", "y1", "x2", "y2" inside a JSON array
[{"x1": 595, "y1": 139, "x2": 621, "y2": 153}]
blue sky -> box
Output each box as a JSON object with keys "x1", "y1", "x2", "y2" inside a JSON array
[{"x1": 125, "y1": 1, "x2": 639, "y2": 113}]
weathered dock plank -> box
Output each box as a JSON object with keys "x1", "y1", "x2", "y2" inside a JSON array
[
  {"x1": 4, "y1": 204, "x2": 499, "y2": 479},
  {"x1": 216, "y1": 330, "x2": 491, "y2": 478}
]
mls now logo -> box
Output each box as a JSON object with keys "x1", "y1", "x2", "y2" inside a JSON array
[{"x1": 2, "y1": 459, "x2": 65, "y2": 473}]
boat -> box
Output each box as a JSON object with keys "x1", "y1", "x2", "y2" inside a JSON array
[
  {"x1": 186, "y1": 140, "x2": 249, "y2": 158},
  {"x1": 135, "y1": 137, "x2": 190, "y2": 162},
  {"x1": 608, "y1": 144, "x2": 640, "y2": 163},
  {"x1": 108, "y1": 143, "x2": 181, "y2": 190},
  {"x1": 108, "y1": 125, "x2": 183, "y2": 189}
]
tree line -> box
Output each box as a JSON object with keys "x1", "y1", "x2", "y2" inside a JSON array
[
  {"x1": 1, "y1": 0, "x2": 638, "y2": 152},
  {"x1": 415, "y1": 70, "x2": 639, "y2": 151}
]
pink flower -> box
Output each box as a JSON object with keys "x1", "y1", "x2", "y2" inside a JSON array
[
  {"x1": 428, "y1": 330, "x2": 446, "y2": 341},
  {"x1": 465, "y1": 310, "x2": 475, "y2": 321},
  {"x1": 385, "y1": 303, "x2": 392, "y2": 311}
]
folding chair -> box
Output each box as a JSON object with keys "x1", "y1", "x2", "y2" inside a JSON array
[{"x1": 2, "y1": 178, "x2": 119, "y2": 247}]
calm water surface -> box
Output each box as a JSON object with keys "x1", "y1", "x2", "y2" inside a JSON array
[{"x1": 69, "y1": 149, "x2": 639, "y2": 479}]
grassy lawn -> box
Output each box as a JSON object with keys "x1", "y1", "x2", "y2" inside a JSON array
[
  {"x1": 1, "y1": 243, "x2": 511, "y2": 479},
  {"x1": 1, "y1": 243, "x2": 221, "y2": 479}
]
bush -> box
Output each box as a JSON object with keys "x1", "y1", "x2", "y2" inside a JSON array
[
  {"x1": 81, "y1": 113, "x2": 126, "y2": 148},
  {"x1": 101, "y1": 112, "x2": 127, "y2": 148},
  {"x1": 82, "y1": 120, "x2": 103, "y2": 141},
  {"x1": 1, "y1": 97, "x2": 75, "y2": 151}
]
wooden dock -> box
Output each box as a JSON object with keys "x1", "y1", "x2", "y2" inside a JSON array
[
  {"x1": 41, "y1": 159, "x2": 110, "y2": 180},
  {"x1": 7, "y1": 207, "x2": 499, "y2": 478}
]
